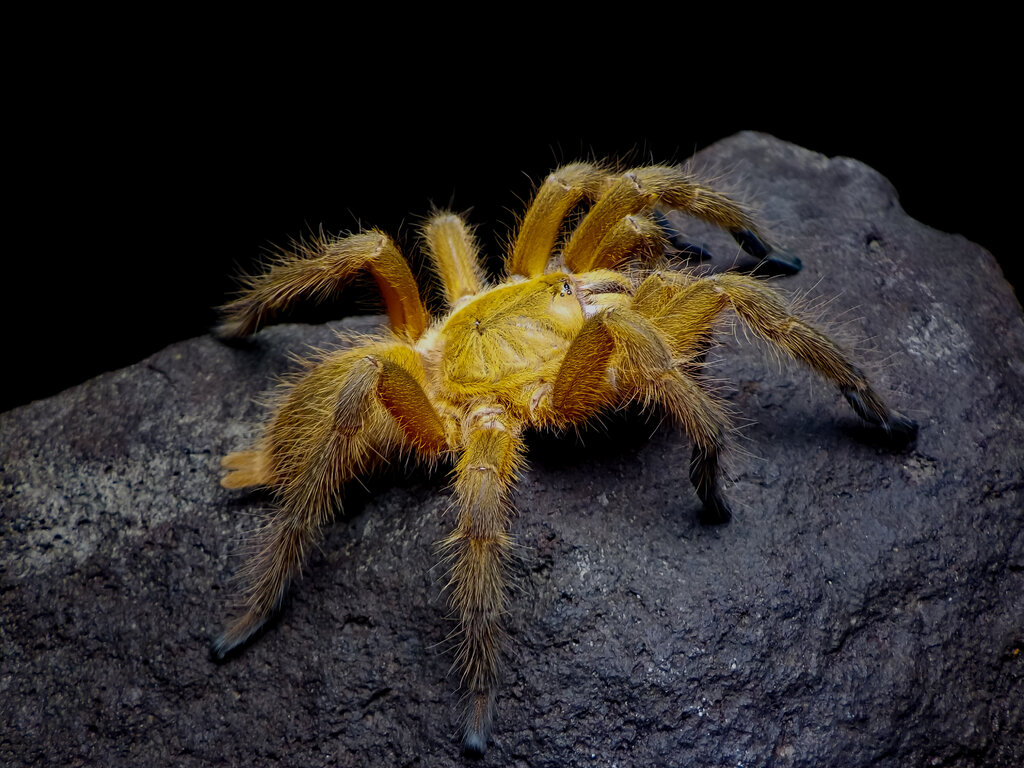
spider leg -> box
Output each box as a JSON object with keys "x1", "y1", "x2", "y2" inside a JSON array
[
  {"x1": 541, "y1": 307, "x2": 735, "y2": 523},
  {"x1": 213, "y1": 343, "x2": 447, "y2": 657},
  {"x1": 563, "y1": 165, "x2": 800, "y2": 274},
  {"x1": 651, "y1": 208, "x2": 801, "y2": 276},
  {"x1": 582, "y1": 213, "x2": 667, "y2": 273},
  {"x1": 635, "y1": 272, "x2": 918, "y2": 443},
  {"x1": 650, "y1": 208, "x2": 716, "y2": 262},
  {"x1": 441, "y1": 419, "x2": 524, "y2": 756},
  {"x1": 507, "y1": 162, "x2": 610, "y2": 278},
  {"x1": 422, "y1": 212, "x2": 487, "y2": 308},
  {"x1": 658, "y1": 367, "x2": 735, "y2": 524},
  {"x1": 218, "y1": 230, "x2": 429, "y2": 341}
]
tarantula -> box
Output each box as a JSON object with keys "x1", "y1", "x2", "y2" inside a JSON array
[{"x1": 211, "y1": 161, "x2": 917, "y2": 755}]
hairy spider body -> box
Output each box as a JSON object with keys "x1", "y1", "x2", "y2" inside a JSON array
[{"x1": 212, "y1": 162, "x2": 916, "y2": 755}]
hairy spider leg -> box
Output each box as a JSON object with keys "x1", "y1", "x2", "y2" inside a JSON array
[
  {"x1": 562, "y1": 166, "x2": 796, "y2": 274},
  {"x1": 218, "y1": 230, "x2": 429, "y2": 340},
  {"x1": 583, "y1": 213, "x2": 667, "y2": 272},
  {"x1": 654, "y1": 367, "x2": 735, "y2": 524},
  {"x1": 547, "y1": 312, "x2": 618, "y2": 424},
  {"x1": 441, "y1": 422, "x2": 525, "y2": 756},
  {"x1": 422, "y1": 212, "x2": 487, "y2": 309},
  {"x1": 507, "y1": 162, "x2": 610, "y2": 278},
  {"x1": 544, "y1": 305, "x2": 735, "y2": 522},
  {"x1": 212, "y1": 343, "x2": 447, "y2": 657},
  {"x1": 634, "y1": 272, "x2": 919, "y2": 441}
]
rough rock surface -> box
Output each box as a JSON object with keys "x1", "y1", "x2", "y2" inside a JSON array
[{"x1": 2, "y1": 133, "x2": 1021, "y2": 767}]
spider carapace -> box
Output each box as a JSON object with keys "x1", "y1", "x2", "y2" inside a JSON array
[{"x1": 211, "y1": 161, "x2": 917, "y2": 755}]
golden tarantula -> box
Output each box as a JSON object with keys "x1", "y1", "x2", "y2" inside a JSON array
[{"x1": 211, "y1": 161, "x2": 917, "y2": 755}]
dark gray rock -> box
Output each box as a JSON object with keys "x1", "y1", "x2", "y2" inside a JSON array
[{"x1": 2, "y1": 132, "x2": 1021, "y2": 767}]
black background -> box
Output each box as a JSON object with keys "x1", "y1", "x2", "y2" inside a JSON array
[{"x1": 5, "y1": 56, "x2": 1010, "y2": 413}]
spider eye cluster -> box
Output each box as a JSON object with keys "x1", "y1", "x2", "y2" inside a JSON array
[{"x1": 560, "y1": 281, "x2": 573, "y2": 296}]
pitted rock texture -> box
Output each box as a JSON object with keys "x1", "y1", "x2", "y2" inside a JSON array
[{"x1": 2, "y1": 133, "x2": 1021, "y2": 767}]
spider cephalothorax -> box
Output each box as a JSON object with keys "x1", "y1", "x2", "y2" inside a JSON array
[{"x1": 211, "y1": 161, "x2": 917, "y2": 755}]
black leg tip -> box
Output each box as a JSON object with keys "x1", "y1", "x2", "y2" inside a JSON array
[
  {"x1": 208, "y1": 610, "x2": 272, "y2": 662},
  {"x1": 462, "y1": 731, "x2": 488, "y2": 758},
  {"x1": 728, "y1": 229, "x2": 802, "y2": 276},
  {"x1": 698, "y1": 494, "x2": 733, "y2": 525},
  {"x1": 209, "y1": 634, "x2": 234, "y2": 663},
  {"x1": 885, "y1": 413, "x2": 919, "y2": 447},
  {"x1": 676, "y1": 241, "x2": 716, "y2": 262},
  {"x1": 759, "y1": 248, "x2": 803, "y2": 276}
]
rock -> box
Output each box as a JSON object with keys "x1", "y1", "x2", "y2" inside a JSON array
[{"x1": 2, "y1": 132, "x2": 1021, "y2": 767}]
